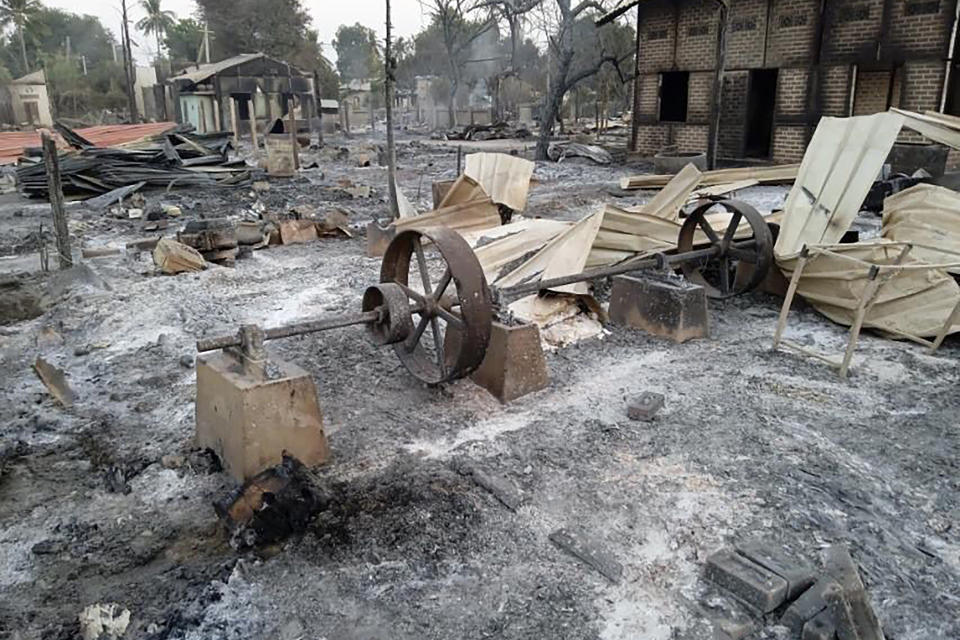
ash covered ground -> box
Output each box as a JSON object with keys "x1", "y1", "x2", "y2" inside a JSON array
[{"x1": 0, "y1": 134, "x2": 958, "y2": 640}]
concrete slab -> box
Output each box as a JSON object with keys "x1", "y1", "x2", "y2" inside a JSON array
[
  {"x1": 449, "y1": 321, "x2": 549, "y2": 403},
  {"x1": 196, "y1": 349, "x2": 329, "y2": 482},
  {"x1": 705, "y1": 548, "x2": 789, "y2": 613},
  {"x1": 609, "y1": 274, "x2": 709, "y2": 343},
  {"x1": 735, "y1": 540, "x2": 817, "y2": 600}
]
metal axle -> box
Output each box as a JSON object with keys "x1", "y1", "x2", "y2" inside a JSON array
[{"x1": 197, "y1": 310, "x2": 381, "y2": 352}]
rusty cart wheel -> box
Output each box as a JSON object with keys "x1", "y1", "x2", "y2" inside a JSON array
[
  {"x1": 676, "y1": 198, "x2": 773, "y2": 299},
  {"x1": 380, "y1": 227, "x2": 493, "y2": 385}
]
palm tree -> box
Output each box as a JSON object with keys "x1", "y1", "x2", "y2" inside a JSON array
[
  {"x1": 0, "y1": 0, "x2": 42, "y2": 73},
  {"x1": 136, "y1": 0, "x2": 175, "y2": 60}
]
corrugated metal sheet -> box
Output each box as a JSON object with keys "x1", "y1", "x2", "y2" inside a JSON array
[
  {"x1": 0, "y1": 122, "x2": 177, "y2": 164},
  {"x1": 168, "y1": 53, "x2": 265, "y2": 85}
]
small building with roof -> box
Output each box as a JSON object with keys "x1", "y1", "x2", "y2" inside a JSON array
[
  {"x1": 168, "y1": 53, "x2": 315, "y2": 134},
  {"x1": 8, "y1": 70, "x2": 53, "y2": 127}
]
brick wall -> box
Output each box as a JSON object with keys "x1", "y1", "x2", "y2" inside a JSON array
[
  {"x1": 630, "y1": 0, "x2": 958, "y2": 157},
  {"x1": 776, "y1": 68, "x2": 810, "y2": 116},
  {"x1": 887, "y1": 0, "x2": 956, "y2": 58},
  {"x1": 673, "y1": 124, "x2": 710, "y2": 151},
  {"x1": 676, "y1": 0, "x2": 721, "y2": 70},
  {"x1": 900, "y1": 60, "x2": 947, "y2": 110},
  {"x1": 766, "y1": 0, "x2": 820, "y2": 67},
  {"x1": 634, "y1": 124, "x2": 671, "y2": 155},
  {"x1": 772, "y1": 125, "x2": 809, "y2": 162},
  {"x1": 687, "y1": 72, "x2": 714, "y2": 122},
  {"x1": 638, "y1": 1, "x2": 677, "y2": 74},
  {"x1": 853, "y1": 71, "x2": 893, "y2": 114},
  {"x1": 719, "y1": 71, "x2": 749, "y2": 157},
  {"x1": 821, "y1": 0, "x2": 884, "y2": 62},
  {"x1": 821, "y1": 65, "x2": 853, "y2": 115},
  {"x1": 636, "y1": 75, "x2": 660, "y2": 120},
  {"x1": 726, "y1": 0, "x2": 769, "y2": 69}
]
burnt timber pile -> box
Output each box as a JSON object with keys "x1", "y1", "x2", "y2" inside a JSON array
[{"x1": 15, "y1": 124, "x2": 247, "y2": 199}]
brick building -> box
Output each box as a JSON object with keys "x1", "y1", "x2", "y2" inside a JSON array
[{"x1": 626, "y1": 0, "x2": 960, "y2": 162}]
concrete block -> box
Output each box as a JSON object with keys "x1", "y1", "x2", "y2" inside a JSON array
[
  {"x1": 824, "y1": 581, "x2": 885, "y2": 640},
  {"x1": 823, "y1": 545, "x2": 885, "y2": 640},
  {"x1": 705, "y1": 548, "x2": 789, "y2": 613},
  {"x1": 781, "y1": 576, "x2": 839, "y2": 635},
  {"x1": 627, "y1": 391, "x2": 665, "y2": 421},
  {"x1": 734, "y1": 261, "x2": 789, "y2": 297},
  {"x1": 803, "y1": 609, "x2": 838, "y2": 640},
  {"x1": 196, "y1": 350, "x2": 329, "y2": 482},
  {"x1": 448, "y1": 321, "x2": 549, "y2": 402},
  {"x1": 609, "y1": 274, "x2": 709, "y2": 343},
  {"x1": 735, "y1": 541, "x2": 817, "y2": 600},
  {"x1": 365, "y1": 221, "x2": 395, "y2": 257}
]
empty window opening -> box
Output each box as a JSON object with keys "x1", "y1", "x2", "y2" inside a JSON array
[
  {"x1": 744, "y1": 69, "x2": 778, "y2": 158},
  {"x1": 659, "y1": 71, "x2": 689, "y2": 123}
]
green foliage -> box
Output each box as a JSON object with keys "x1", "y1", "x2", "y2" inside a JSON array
[
  {"x1": 0, "y1": 0, "x2": 42, "y2": 73},
  {"x1": 0, "y1": 7, "x2": 116, "y2": 77},
  {"x1": 332, "y1": 23, "x2": 381, "y2": 83},
  {"x1": 164, "y1": 18, "x2": 203, "y2": 67},
  {"x1": 314, "y1": 60, "x2": 339, "y2": 98},
  {"x1": 136, "y1": 0, "x2": 176, "y2": 58},
  {"x1": 195, "y1": 0, "x2": 328, "y2": 71},
  {"x1": 44, "y1": 55, "x2": 127, "y2": 116}
]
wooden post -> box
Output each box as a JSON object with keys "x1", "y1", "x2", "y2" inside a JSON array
[
  {"x1": 313, "y1": 69, "x2": 324, "y2": 146},
  {"x1": 287, "y1": 94, "x2": 299, "y2": 170},
  {"x1": 706, "y1": 0, "x2": 729, "y2": 170},
  {"x1": 385, "y1": 0, "x2": 399, "y2": 220},
  {"x1": 248, "y1": 98, "x2": 259, "y2": 159},
  {"x1": 839, "y1": 245, "x2": 912, "y2": 377},
  {"x1": 930, "y1": 298, "x2": 960, "y2": 352},
  {"x1": 229, "y1": 97, "x2": 239, "y2": 147},
  {"x1": 839, "y1": 266, "x2": 883, "y2": 379},
  {"x1": 41, "y1": 131, "x2": 72, "y2": 270},
  {"x1": 772, "y1": 250, "x2": 808, "y2": 349}
]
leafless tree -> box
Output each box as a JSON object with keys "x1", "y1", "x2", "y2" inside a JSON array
[
  {"x1": 531, "y1": 0, "x2": 633, "y2": 160},
  {"x1": 420, "y1": 0, "x2": 496, "y2": 127},
  {"x1": 471, "y1": 0, "x2": 540, "y2": 119}
]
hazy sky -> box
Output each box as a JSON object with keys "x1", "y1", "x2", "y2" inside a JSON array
[{"x1": 43, "y1": 0, "x2": 432, "y2": 64}]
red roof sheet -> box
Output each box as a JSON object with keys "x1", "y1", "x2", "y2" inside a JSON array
[{"x1": 0, "y1": 122, "x2": 178, "y2": 165}]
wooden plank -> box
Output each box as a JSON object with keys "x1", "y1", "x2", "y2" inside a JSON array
[{"x1": 620, "y1": 163, "x2": 799, "y2": 190}]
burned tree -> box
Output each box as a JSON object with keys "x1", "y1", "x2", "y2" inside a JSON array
[
  {"x1": 533, "y1": 0, "x2": 633, "y2": 160},
  {"x1": 421, "y1": 0, "x2": 496, "y2": 127},
  {"x1": 471, "y1": 0, "x2": 542, "y2": 120}
]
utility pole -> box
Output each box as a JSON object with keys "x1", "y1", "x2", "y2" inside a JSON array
[
  {"x1": 121, "y1": 0, "x2": 139, "y2": 122},
  {"x1": 706, "y1": 0, "x2": 729, "y2": 170},
  {"x1": 385, "y1": 0, "x2": 399, "y2": 219},
  {"x1": 313, "y1": 69, "x2": 324, "y2": 146},
  {"x1": 41, "y1": 131, "x2": 72, "y2": 270},
  {"x1": 203, "y1": 23, "x2": 212, "y2": 63}
]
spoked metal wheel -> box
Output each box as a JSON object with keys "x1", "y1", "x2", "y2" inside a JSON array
[
  {"x1": 676, "y1": 198, "x2": 774, "y2": 299},
  {"x1": 379, "y1": 227, "x2": 493, "y2": 384}
]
